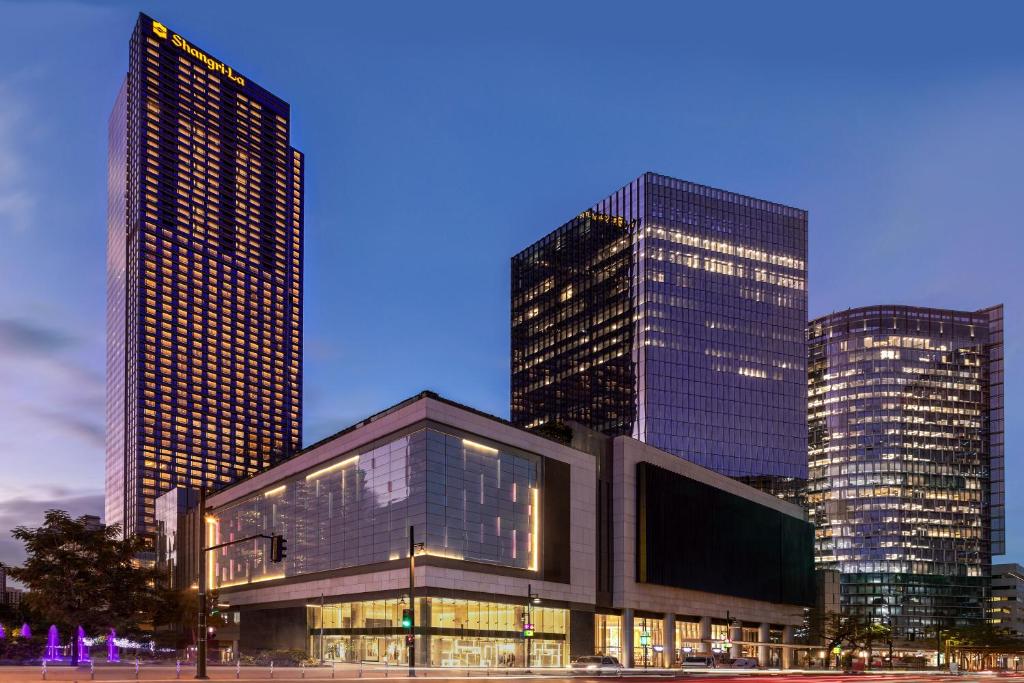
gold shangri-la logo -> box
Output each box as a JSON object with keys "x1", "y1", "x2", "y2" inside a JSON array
[{"x1": 150, "y1": 19, "x2": 245, "y2": 87}]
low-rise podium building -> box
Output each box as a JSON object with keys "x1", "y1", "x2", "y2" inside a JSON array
[{"x1": 165, "y1": 392, "x2": 814, "y2": 667}]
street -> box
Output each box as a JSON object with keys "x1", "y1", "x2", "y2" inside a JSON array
[{"x1": 0, "y1": 666, "x2": 1017, "y2": 683}]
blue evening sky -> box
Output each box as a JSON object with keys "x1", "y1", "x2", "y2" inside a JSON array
[{"x1": 0, "y1": 0, "x2": 1020, "y2": 567}]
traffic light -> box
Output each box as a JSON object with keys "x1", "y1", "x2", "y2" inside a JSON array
[
  {"x1": 270, "y1": 534, "x2": 287, "y2": 563},
  {"x1": 402, "y1": 608, "x2": 413, "y2": 629},
  {"x1": 405, "y1": 635, "x2": 415, "y2": 646}
]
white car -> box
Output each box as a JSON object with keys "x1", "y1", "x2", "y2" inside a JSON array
[
  {"x1": 681, "y1": 655, "x2": 717, "y2": 668},
  {"x1": 730, "y1": 657, "x2": 759, "y2": 668},
  {"x1": 571, "y1": 656, "x2": 624, "y2": 673}
]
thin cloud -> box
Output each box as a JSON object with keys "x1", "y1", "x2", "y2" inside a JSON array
[
  {"x1": 0, "y1": 317, "x2": 77, "y2": 356},
  {"x1": 18, "y1": 405, "x2": 105, "y2": 448},
  {"x1": 0, "y1": 80, "x2": 34, "y2": 233}
]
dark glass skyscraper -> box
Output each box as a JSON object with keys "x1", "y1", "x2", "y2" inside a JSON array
[
  {"x1": 106, "y1": 14, "x2": 303, "y2": 538},
  {"x1": 807, "y1": 305, "x2": 1004, "y2": 636},
  {"x1": 511, "y1": 172, "x2": 808, "y2": 486}
]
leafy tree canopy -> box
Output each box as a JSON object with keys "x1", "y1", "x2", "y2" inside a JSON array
[{"x1": 0, "y1": 509, "x2": 161, "y2": 663}]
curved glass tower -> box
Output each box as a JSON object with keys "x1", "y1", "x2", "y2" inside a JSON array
[{"x1": 807, "y1": 305, "x2": 1004, "y2": 637}]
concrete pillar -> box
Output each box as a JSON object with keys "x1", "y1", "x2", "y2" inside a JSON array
[
  {"x1": 729, "y1": 623, "x2": 742, "y2": 660},
  {"x1": 699, "y1": 616, "x2": 712, "y2": 654},
  {"x1": 663, "y1": 613, "x2": 676, "y2": 668},
  {"x1": 569, "y1": 610, "x2": 595, "y2": 661},
  {"x1": 781, "y1": 625, "x2": 794, "y2": 669},
  {"x1": 758, "y1": 623, "x2": 770, "y2": 667},
  {"x1": 622, "y1": 609, "x2": 635, "y2": 668},
  {"x1": 420, "y1": 598, "x2": 431, "y2": 666}
]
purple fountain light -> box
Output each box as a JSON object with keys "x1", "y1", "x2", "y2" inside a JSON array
[
  {"x1": 20, "y1": 623, "x2": 31, "y2": 638},
  {"x1": 107, "y1": 628, "x2": 119, "y2": 663},
  {"x1": 0, "y1": 623, "x2": 6, "y2": 640},
  {"x1": 77, "y1": 625, "x2": 90, "y2": 663},
  {"x1": 45, "y1": 624, "x2": 61, "y2": 661}
]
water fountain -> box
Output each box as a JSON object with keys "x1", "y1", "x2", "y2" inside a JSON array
[
  {"x1": 0, "y1": 623, "x2": 5, "y2": 639},
  {"x1": 77, "y1": 625, "x2": 90, "y2": 663},
  {"x1": 107, "y1": 628, "x2": 120, "y2": 663},
  {"x1": 20, "y1": 623, "x2": 31, "y2": 638},
  {"x1": 45, "y1": 625, "x2": 61, "y2": 661}
]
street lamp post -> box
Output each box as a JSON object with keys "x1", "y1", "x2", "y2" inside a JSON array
[
  {"x1": 196, "y1": 489, "x2": 209, "y2": 680},
  {"x1": 195, "y1": 490, "x2": 287, "y2": 680},
  {"x1": 525, "y1": 585, "x2": 540, "y2": 670},
  {"x1": 407, "y1": 526, "x2": 424, "y2": 677}
]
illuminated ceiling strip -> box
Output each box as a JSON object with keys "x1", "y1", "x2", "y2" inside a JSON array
[
  {"x1": 529, "y1": 487, "x2": 540, "y2": 572},
  {"x1": 218, "y1": 573, "x2": 286, "y2": 590},
  {"x1": 462, "y1": 439, "x2": 499, "y2": 455},
  {"x1": 264, "y1": 485, "x2": 286, "y2": 497},
  {"x1": 422, "y1": 549, "x2": 465, "y2": 561},
  {"x1": 305, "y1": 455, "x2": 359, "y2": 481}
]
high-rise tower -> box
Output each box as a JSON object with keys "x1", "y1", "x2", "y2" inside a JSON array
[
  {"x1": 807, "y1": 305, "x2": 1004, "y2": 635},
  {"x1": 106, "y1": 14, "x2": 303, "y2": 538},
  {"x1": 511, "y1": 172, "x2": 808, "y2": 489}
]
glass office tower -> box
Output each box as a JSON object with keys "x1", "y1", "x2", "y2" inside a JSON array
[
  {"x1": 106, "y1": 14, "x2": 303, "y2": 538},
  {"x1": 511, "y1": 172, "x2": 808, "y2": 487},
  {"x1": 807, "y1": 305, "x2": 1004, "y2": 637}
]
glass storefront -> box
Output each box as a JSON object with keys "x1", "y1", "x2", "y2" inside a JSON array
[
  {"x1": 676, "y1": 620, "x2": 702, "y2": 656},
  {"x1": 632, "y1": 616, "x2": 664, "y2": 668},
  {"x1": 594, "y1": 614, "x2": 622, "y2": 660},
  {"x1": 310, "y1": 597, "x2": 567, "y2": 667}
]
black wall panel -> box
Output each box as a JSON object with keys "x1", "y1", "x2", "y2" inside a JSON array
[{"x1": 636, "y1": 462, "x2": 814, "y2": 606}]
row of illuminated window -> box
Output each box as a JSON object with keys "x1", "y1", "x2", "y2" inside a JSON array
[
  {"x1": 645, "y1": 225, "x2": 805, "y2": 270},
  {"x1": 140, "y1": 237, "x2": 299, "y2": 283},
  {"x1": 140, "y1": 373, "x2": 297, "y2": 404},
  {"x1": 140, "y1": 309, "x2": 292, "y2": 339},
  {"x1": 141, "y1": 87, "x2": 289, "y2": 161},
  {"x1": 309, "y1": 598, "x2": 567, "y2": 636},
  {"x1": 144, "y1": 260, "x2": 292, "y2": 296},
  {"x1": 142, "y1": 347, "x2": 294, "y2": 374},
  {"x1": 139, "y1": 375, "x2": 296, "y2": 403},
  {"x1": 646, "y1": 248, "x2": 805, "y2": 291},
  {"x1": 141, "y1": 320, "x2": 293, "y2": 350}
]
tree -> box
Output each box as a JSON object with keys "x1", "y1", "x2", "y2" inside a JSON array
[{"x1": 0, "y1": 510, "x2": 160, "y2": 665}]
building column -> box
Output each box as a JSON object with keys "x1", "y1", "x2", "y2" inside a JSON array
[
  {"x1": 420, "y1": 598, "x2": 431, "y2": 666},
  {"x1": 729, "y1": 622, "x2": 742, "y2": 660},
  {"x1": 699, "y1": 616, "x2": 712, "y2": 654},
  {"x1": 663, "y1": 613, "x2": 676, "y2": 668},
  {"x1": 622, "y1": 609, "x2": 635, "y2": 668},
  {"x1": 781, "y1": 625, "x2": 794, "y2": 669},
  {"x1": 758, "y1": 623, "x2": 770, "y2": 667}
]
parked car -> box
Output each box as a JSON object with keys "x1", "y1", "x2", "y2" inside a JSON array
[
  {"x1": 681, "y1": 655, "x2": 717, "y2": 668},
  {"x1": 730, "y1": 657, "x2": 759, "y2": 668},
  {"x1": 571, "y1": 656, "x2": 624, "y2": 673}
]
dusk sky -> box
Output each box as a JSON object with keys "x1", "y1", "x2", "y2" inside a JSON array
[{"x1": 0, "y1": 0, "x2": 1020, "y2": 569}]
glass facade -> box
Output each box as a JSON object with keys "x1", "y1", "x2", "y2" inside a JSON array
[
  {"x1": 310, "y1": 597, "x2": 567, "y2": 667},
  {"x1": 512, "y1": 172, "x2": 807, "y2": 488},
  {"x1": 106, "y1": 13, "x2": 303, "y2": 538},
  {"x1": 208, "y1": 429, "x2": 540, "y2": 587},
  {"x1": 807, "y1": 305, "x2": 1004, "y2": 636}
]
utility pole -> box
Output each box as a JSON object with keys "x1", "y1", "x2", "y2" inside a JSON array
[
  {"x1": 196, "y1": 488, "x2": 208, "y2": 680},
  {"x1": 407, "y1": 526, "x2": 423, "y2": 677},
  {"x1": 193, "y1": 491, "x2": 285, "y2": 680},
  {"x1": 526, "y1": 585, "x2": 532, "y2": 670},
  {"x1": 524, "y1": 585, "x2": 539, "y2": 670}
]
